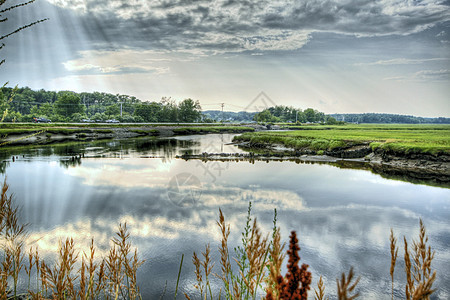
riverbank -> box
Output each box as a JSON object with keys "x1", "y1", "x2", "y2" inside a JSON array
[
  {"x1": 226, "y1": 125, "x2": 450, "y2": 184},
  {"x1": 176, "y1": 151, "x2": 449, "y2": 186},
  {"x1": 0, "y1": 124, "x2": 255, "y2": 146}
]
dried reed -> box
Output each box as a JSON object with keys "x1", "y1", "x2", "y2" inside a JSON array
[
  {"x1": 336, "y1": 267, "x2": 360, "y2": 300},
  {"x1": 1, "y1": 178, "x2": 27, "y2": 298},
  {"x1": 314, "y1": 276, "x2": 327, "y2": 300},
  {"x1": 1, "y1": 177, "x2": 144, "y2": 299},
  {"x1": 265, "y1": 227, "x2": 285, "y2": 300},
  {"x1": 0, "y1": 178, "x2": 443, "y2": 300},
  {"x1": 390, "y1": 228, "x2": 398, "y2": 300},
  {"x1": 403, "y1": 219, "x2": 436, "y2": 300},
  {"x1": 217, "y1": 208, "x2": 232, "y2": 298},
  {"x1": 192, "y1": 251, "x2": 204, "y2": 298},
  {"x1": 44, "y1": 238, "x2": 79, "y2": 299}
]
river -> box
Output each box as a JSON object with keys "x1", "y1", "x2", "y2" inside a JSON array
[{"x1": 1, "y1": 134, "x2": 449, "y2": 299}]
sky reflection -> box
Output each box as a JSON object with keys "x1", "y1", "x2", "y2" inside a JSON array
[{"x1": 1, "y1": 134, "x2": 449, "y2": 299}]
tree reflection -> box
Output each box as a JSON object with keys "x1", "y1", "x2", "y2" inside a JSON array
[
  {"x1": 0, "y1": 161, "x2": 9, "y2": 174},
  {"x1": 59, "y1": 156, "x2": 82, "y2": 168}
]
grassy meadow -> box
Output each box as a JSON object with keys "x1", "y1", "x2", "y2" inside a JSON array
[{"x1": 233, "y1": 124, "x2": 450, "y2": 155}]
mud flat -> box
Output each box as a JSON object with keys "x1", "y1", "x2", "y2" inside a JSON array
[
  {"x1": 0, "y1": 125, "x2": 255, "y2": 146},
  {"x1": 176, "y1": 147, "x2": 450, "y2": 186}
]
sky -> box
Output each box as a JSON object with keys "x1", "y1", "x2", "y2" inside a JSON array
[{"x1": 1, "y1": 0, "x2": 450, "y2": 116}]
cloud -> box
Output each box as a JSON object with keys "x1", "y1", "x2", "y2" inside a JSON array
[
  {"x1": 356, "y1": 57, "x2": 449, "y2": 66},
  {"x1": 62, "y1": 50, "x2": 171, "y2": 75},
  {"x1": 44, "y1": 0, "x2": 450, "y2": 53},
  {"x1": 383, "y1": 69, "x2": 450, "y2": 81},
  {"x1": 413, "y1": 69, "x2": 450, "y2": 80},
  {"x1": 436, "y1": 30, "x2": 447, "y2": 37}
]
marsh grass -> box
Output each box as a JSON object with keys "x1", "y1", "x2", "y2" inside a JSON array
[
  {"x1": 0, "y1": 179, "x2": 145, "y2": 299},
  {"x1": 336, "y1": 268, "x2": 360, "y2": 300},
  {"x1": 401, "y1": 220, "x2": 436, "y2": 300},
  {"x1": 0, "y1": 179, "x2": 439, "y2": 299},
  {"x1": 187, "y1": 205, "x2": 437, "y2": 300},
  {"x1": 314, "y1": 276, "x2": 327, "y2": 300},
  {"x1": 233, "y1": 124, "x2": 450, "y2": 155}
]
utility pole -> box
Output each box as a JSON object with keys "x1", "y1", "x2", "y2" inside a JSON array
[
  {"x1": 117, "y1": 94, "x2": 123, "y2": 117},
  {"x1": 221, "y1": 103, "x2": 224, "y2": 122}
]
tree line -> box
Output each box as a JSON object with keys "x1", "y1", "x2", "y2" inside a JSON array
[
  {"x1": 329, "y1": 113, "x2": 450, "y2": 124},
  {"x1": 0, "y1": 87, "x2": 203, "y2": 123},
  {"x1": 252, "y1": 107, "x2": 450, "y2": 124},
  {"x1": 252, "y1": 106, "x2": 338, "y2": 124},
  {"x1": 2, "y1": 87, "x2": 448, "y2": 124}
]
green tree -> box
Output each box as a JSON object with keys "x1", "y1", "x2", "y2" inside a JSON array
[
  {"x1": 178, "y1": 98, "x2": 201, "y2": 122},
  {"x1": 105, "y1": 104, "x2": 120, "y2": 116},
  {"x1": 134, "y1": 102, "x2": 161, "y2": 122},
  {"x1": 71, "y1": 112, "x2": 88, "y2": 122},
  {"x1": 10, "y1": 87, "x2": 35, "y2": 115},
  {"x1": 30, "y1": 102, "x2": 54, "y2": 118},
  {"x1": 254, "y1": 109, "x2": 273, "y2": 123},
  {"x1": 39, "y1": 102, "x2": 54, "y2": 117},
  {"x1": 159, "y1": 97, "x2": 178, "y2": 122},
  {"x1": 121, "y1": 114, "x2": 135, "y2": 123},
  {"x1": 326, "y1": 116, "x2": 338, "y2": 125},
  {"x1": 92, "y1": 112, "x2": 107, "y2": 122},
  {"x1": 304, "y1": 108, "x2": 316, "y2": 122},
  {"x1": 316, "y1": 111, "x2": 325, "y2": 123},
  {"x1": 54, "y1": 92, "x2": 85, "y2": 118},
  {"x1": 0, "y1": 85, "x2": 13, "y2": 121}
]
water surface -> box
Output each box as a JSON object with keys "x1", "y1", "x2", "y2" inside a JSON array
[{"x1": 1, "y1": 134, "x2": 449, "y2": 299}]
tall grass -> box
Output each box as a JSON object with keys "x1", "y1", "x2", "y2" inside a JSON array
[
  {"x1": 186, "y1": 203, "x2": 437, "y2": 300},
  {"x1": 0, "y1": 179, "x2": 438, "y2": 299},
  {"x1": 0, "y1": 178, "x2": 145, "y2": 299}
]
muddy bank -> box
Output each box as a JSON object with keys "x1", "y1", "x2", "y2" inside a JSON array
[
  {"x1": 176, "y1": 148, "x2": 450, "y2": 186},
  {"x1": 0, "y1": 125, "x2": 254, "y2": 146}
]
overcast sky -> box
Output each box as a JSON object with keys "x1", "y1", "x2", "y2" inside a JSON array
[{"x1": 1, "y1": 0, "x2": 450, "y2": 116}]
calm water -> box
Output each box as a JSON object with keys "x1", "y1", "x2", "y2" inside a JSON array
[{"x1": 1, "y1": 134, "x2": 449, "y2": 299}]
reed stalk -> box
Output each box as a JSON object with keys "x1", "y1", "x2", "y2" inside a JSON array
[
  {"x1": 314, "y1": 276, "x2": 327, "y2": 300},
  {"x1": 336, "y1": 267, "x2": 360, "y2": 300},
  {"x1": 174, "y1": 254, "x2": 184, "y2": 300},
  {"x1": 390, "y1": 228, "x2": 398, "y2": 300}
]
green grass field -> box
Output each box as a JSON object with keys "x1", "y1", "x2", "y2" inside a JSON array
[{"x1": 233, "y1": 124, "x2": 450, "y2": 155}]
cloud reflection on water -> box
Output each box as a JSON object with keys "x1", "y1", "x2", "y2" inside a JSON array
[{"x1": 2, "y1": 134, "x2": 450, "y2": 299}]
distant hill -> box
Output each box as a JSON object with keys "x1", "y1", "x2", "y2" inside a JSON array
[{"x1": 328, "y1": 113, "x2": 450, "y2": 124}]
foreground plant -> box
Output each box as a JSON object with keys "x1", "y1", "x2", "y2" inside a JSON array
[
  {"x1": 266, "y1": 231, "x2": 312, "y2": 300},
  {"x1": 189, "y1": 203, "x2": 272, "y2": 300},
  {"x1": 336, "y1": 267, "x2": 360, "y2": 300},
  {"x1": 0, "y1": 178, "x2": 26, "y2": 299},
  {"x1": 0, "y1": 178, "x2": 145, "y2": 299},
  {"x1": 402, "y1": 220, "x2": 436, "y2": 300},
  {"x1": 0, "y1": 178, "x2": 439, "y2": 299},
  {"x1": 186, "y1": 206, "x2": 438, "y2": 300}
]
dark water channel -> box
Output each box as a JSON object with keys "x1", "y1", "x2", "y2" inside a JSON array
[{"x1": 1, "y1": 134, "x2": 449, "y2": 299}]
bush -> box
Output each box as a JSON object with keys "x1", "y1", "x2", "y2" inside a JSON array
[{"x1": 121, "y1": 114, "x2": 135, "y2": 123}]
